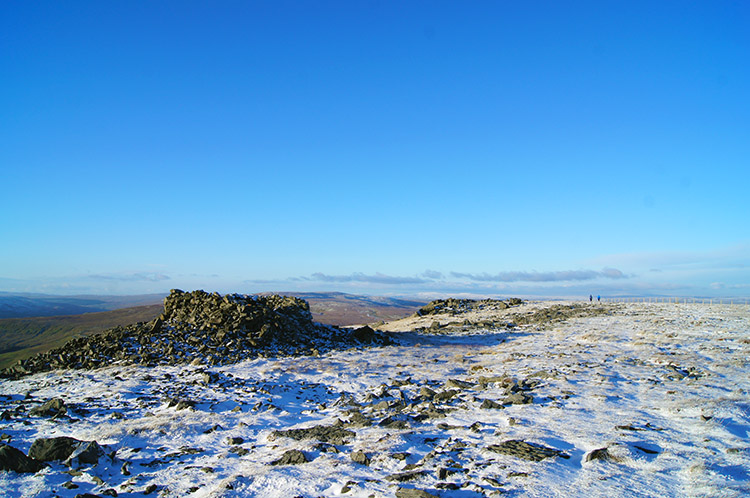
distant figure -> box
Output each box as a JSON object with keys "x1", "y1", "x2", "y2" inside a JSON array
[
  {"x1": 589, "y1": 294, "x2": 593, "y2": 302},
  {"x1": 597, "y1": 295, "x2": 601, "y2": 302}
]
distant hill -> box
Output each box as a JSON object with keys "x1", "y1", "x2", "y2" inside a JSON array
[
  {"x1": 259, "y1": 291, "x2": 426, "y2": 326},
  {"x1": 0, "y1": 291, "x2": 425, "y2": 369},
  {"x1": 0, "y1": 292, "x2": 165, "y2": 319},
  {"x1": 0, "y1": 304, "x2": 164, "y2": 369}
]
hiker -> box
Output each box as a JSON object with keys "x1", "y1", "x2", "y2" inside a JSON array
[
  {"x1": 597, "y1": 295, "x2": 601, "y2": 302},
  {"x1": 589, "y1": 294, "x2": 593, "y2": 302}
]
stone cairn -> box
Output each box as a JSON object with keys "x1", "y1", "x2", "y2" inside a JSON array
[
  {"x1": 1, "y1": 289, "x2": 390, "y2": 379},
  {"x1": 415, "y1": 297, "x2": 523, "y2": 316}
]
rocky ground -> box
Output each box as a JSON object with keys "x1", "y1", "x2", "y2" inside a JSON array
[{"x1": 1, "y1": 295, "x2": 748, "y2": 497}]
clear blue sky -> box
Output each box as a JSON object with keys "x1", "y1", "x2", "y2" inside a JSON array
[{"x1": 1, "y1": 1, "x2": 748, "y2": 298}]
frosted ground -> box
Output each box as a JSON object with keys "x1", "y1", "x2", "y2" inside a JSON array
[{"x1": 1, "y1": 302, "x2": 748, "y2": 497}]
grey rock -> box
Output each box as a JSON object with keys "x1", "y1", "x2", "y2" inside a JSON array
[
  {"x1": 28, "y1": 437, "x2": 82, "y2": 462},
  {"x1": 166, "y1": 398, "x2": 195, "y2": 411},
  {"x1": 395, "y1": 489, "x2": 439, "y2": 498},
  {"x1": 416, "y1": 298, "x2": 515, "y2": 317},
  {"x1": 271, "y1": 449, "x2": 308, "y2": 465},
  {"x1": 66, "y1": 440, "x2": 105, "y2": 466},
  {"x1": 350, "y1": 451, "x2": 370, "y2": 465},
  {"x1": 385, "y1": 470, "x2": 427, "y2": 482},
  {"x1": 480, "y1": 399, "x2": 505, "y2": 409},
  {"x1": 352, "y1": 325, "x2": 376, "y2": 342},
  {"x1": 487, "y1": 440, "x2": 570, "y2": 462},
  {"x1": 503, "y1": 392, "x2": 533, "y2": 405},
  {"x1": 585, "y1": 447, "x2": 614, "y2": 462},
  {"x1": 379, "y1": 415, "x2": 410, "y2": 429},
  {"x1": 271, "y1": 425, "x2": 355, "y2": 445},
  {"x1": 433, "y1": 390, "x2": 459, "y2": 402},
  {"x1": 445, "y1": 379, "x2": 473, "y2": 390},
  {"x1": 0, "y1": 444, "x2": 45, "y2": 473},
  {"x1": 29, "y1": 397, "x2": 66, "y2": 417},
  {"x1": 343, "y1": 410, "x2": 371, "y2": 427}
]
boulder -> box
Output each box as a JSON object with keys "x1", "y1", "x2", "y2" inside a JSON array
[
  {"x1": 352, "y1": 325, "x2": 376, "y2": 343},
  {"x1": 270, "y1": 425, "x2": 355, "y2": 445},
  {"x1": 487, "y1": 440, "x2": 569, "y2": 462},
  {"x1": 395, "y1": 489, "x2": 439, "y2": 498},
  {"x1": 28, "y1": 437, "x2": 82, "y2": 462},
  {"x1": 350, "y1": 451, "x2": 370, "y2": 466},
  {"x1": 66, "y1": 440, "x2": 105, "y2": 467},
  {"x1": 0, "y1": 444, "x2": 45, "y2": 473},
  {"x1": 271, "y1": 449, "x2": 308, "y2": 465},
  {"x1": 29, "y1": 398, "x2": 66, "y2": 417}
]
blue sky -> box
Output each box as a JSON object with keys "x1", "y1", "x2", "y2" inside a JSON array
[{"x1": 1, "y1": 1, "x2": 748, "y2": 299}]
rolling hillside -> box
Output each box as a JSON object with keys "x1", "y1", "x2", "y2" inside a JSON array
[{"x1": 0, "y1": 304, "x2": 163, "y2": 369}]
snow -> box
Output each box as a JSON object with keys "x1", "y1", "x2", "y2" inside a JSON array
[{"x1": 1, "y1": 302, "x2": 749, "y2": 497}]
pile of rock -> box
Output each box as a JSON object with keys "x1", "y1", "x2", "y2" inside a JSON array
[
  {"x1": 416, "y1": 298, "x2": 523, "y2": 317},
  {"x1": 1, "y1": 289, "x2": 391, "y2": 379},
  {"x1": 511, "y1": 303, "x2": 612, "y2": 326}
]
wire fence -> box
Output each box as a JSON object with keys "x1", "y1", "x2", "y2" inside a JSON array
[{"x1": 602, "y1": 297, "x2": 749, "y2": 305}]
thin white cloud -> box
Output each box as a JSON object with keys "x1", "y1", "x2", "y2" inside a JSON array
[
  {"x1": 421, "y1": 270, "x2": 444, "y2": 280},
  {"x1": 310, "y1": 272, "x2": 428, "y2": 285},
  {"x1": 589, "y1": 242, "x2": 750, "y2": 270},
  {"x1": 88, "y1": 272, "x2": 171, "y2": 282},
  {"x1": 450, "y1": 268, "x2": 628, "y2": 282}
]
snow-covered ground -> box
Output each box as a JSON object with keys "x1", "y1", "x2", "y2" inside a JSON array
[{"x1": 1, "y1": 302, "x2": 749, "y2": 497}]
